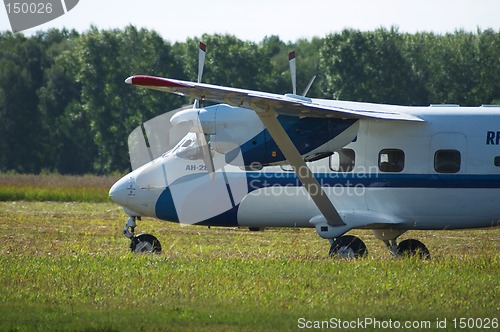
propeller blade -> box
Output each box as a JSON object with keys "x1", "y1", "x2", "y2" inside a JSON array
[
  {"x1": 194, "y1": 42, "x2": 207, "y2": 109},
  {"x1": 196, "y1": 42, "x2": 215, "y2": 177},
  {"x1": 175, "y1": 42, "x2": 215, "y2": 177},
  {"x1": 128, "y1": 105, "x2": 193, "y2": 170},
  {"x1": 196, "y1": 132, "x2": 216, "y2": 176},
  {"x1": 197, "y1": 42, "x2": 206, "y2": 83},
  {"x1": 301, "y1": 75, "x2": 317, "y2": 97},
  {"x1": 288, "y1": 51, "x2": 297, "y2": 95}
]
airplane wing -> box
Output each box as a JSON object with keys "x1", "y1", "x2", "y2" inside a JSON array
[
  {"x1": 125, "y1": 76, "x2": 423, "y2": 122},
  {"x1": 125, "y1": 75, "x2": 422, "y2": 227}
]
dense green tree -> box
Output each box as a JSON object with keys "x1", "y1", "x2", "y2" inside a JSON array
[
  {"x1": 196, "y1": 34, "x2": 273, "y2": 92},
  {"x1": 258, "y1": 35, "x2": 289, "y2": 94},
  {"x1": 36, "y1": 29, "x2": 96, "y2": 174},
  {"x1": 72, "y1": 26, "x2": 185, "y2": 173},
  {"x1": 0, "y1": 33, "x2": 46, "y2": 172},
  {"x1": 320, "y1": 28, "x2": 426, "y2": 105},
  {"x1": 320, "y1": 28, "x2": 500, "y2": 106},
  {"x1": 424, "y1": 30, "x2": 500, "y2": 105},
  {"x1": 1, "y1": 27, "x2": 499, "y2": 174}
]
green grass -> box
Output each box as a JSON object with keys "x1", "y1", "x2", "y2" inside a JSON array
[
  {"x1": 0, "y1": 173, "x2": 119, "y2": 202},
  {"x1": 0, "y1": 201, "x2": 499, "y2": 331}
]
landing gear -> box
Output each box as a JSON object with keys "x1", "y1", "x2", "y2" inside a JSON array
[
  {"x1": 123, "y1": 216, "x2": 137, "y2": 239},
  {"x1": 374, "y1": 230, "x2": 430, "y2": 259},
  {"x1": 397, "y1": 239, "x2": 430, "y2": 259},
  {"x1": 384, "y1": 239, "x2": 430, "y2": 259},
  {"x1": 329, "y1": 235, "x2": 367, "y2": 259},
  {"x1": 380, "y1": 236, "x2": 430, "y2": 259},
  {"x1": 122, "y1": 216, "x2": 162, "y2": 254},
  {"x1": 130, "y1": 234, "x2": 162, "y2": 253}
]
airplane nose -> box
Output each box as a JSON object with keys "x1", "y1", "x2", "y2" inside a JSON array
[{"x1": 109, "y1": 175, "x2": 135, "y2": 206}]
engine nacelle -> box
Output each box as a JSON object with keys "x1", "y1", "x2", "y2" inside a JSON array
[{"x1": 175, "y1": 104, "x2": 359, "y2": 167}]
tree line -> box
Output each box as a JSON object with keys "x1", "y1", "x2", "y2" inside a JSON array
[{"x1": 0, "y1": 26, "x2": 499, "y2": 175}]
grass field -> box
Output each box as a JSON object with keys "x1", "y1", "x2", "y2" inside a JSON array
[
  {"x1": 0, "y1": 173, "x2": 119, "y2": 202},
  {"x1": 0, "y1": 199, "x2": 499, "y2": 331}
]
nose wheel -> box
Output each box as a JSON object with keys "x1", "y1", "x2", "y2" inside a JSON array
[
  {"x1": 130, "y1": 234, "x2": 162, "y2": 253},
  {"x1": 123, "y1": 216, "x2": 162, "y2": 253}
]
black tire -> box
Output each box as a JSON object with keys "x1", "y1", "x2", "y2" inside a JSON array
[
  {"x1": 329, "y1": 235, "x2": 367, "y2": 259},
  {"x1": 130, "y1": 234, "x2": 162, "y2": 253},
  {"x1": 397, "y1": 239, "x2": 430, "y2": 259}
]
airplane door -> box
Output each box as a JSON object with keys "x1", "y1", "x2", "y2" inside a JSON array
[{"x1": 430, "y1": 133, "x2": 467, "y2": 174}]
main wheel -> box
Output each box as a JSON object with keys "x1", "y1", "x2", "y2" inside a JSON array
[
  {"x1": 130, "y1": 234, "x2": 162, "y2": 253},
  {"x1": 329, "y1": 235, "x2": 367, "y2": 259},
  {"x1": 397, "y1": 239, "x2": 430, "y2": 259}
]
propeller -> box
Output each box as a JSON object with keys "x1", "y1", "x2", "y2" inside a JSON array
[
  {"x1": 288, "y1": 50, "x2": 316, "y2": 97},
  {"x1": 194, "y1": 42, "x2": 206, "y2": 108},
  {"x1": 129, "y1": 44, "x2": 209, "y2": 171},
  {"x1": 173, "y1": 41, "x2": 215, "y2": 176},
  {"x1": 194, "y1": 42, "x2": 215, "y2": 176},
  {"x1": 289, "y1": 51, "x2": 297, "y2": 95},
  {"x1": 302, "y1": 74, "x2": 317, "y2": 97}
]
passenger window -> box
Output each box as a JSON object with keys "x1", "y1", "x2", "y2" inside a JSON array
[
  {"x1": 434, "y1": 150, "x2": 461, "y2": 173},
  {"x1": 494, "y1": 156, "x2": 500, "y2": 167},
  {"x1": 280, "y1": 164, "x2": 294, "y2": 172},
  {"x1": 379, "y1": 149, "x2": 405, "y2": 172},
  {"x1": 330, "y1": 149, "x2": 355, "y2": 172}
]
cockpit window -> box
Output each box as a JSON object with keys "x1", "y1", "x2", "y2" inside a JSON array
[
  {"x1": 175, "y1": 134, "x2": 206, "y2": 160},
  {"x1": 181, "y1": 139, "x2": 193, "y2": 148},
  {"x1": 163, "y1": 136, "x2": 193, "y2": 158}
]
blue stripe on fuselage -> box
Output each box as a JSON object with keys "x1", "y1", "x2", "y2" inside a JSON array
[
  {"x1": 155, "y1": 172, "x2": 500, "y2": 225},
  {"x1": 246, "y1": 172, "x2": 500, "y2": 189}
]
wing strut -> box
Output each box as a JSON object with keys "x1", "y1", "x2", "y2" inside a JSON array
[{"x1": 257, "y1": 110, "x2": 345, "y2": 227}]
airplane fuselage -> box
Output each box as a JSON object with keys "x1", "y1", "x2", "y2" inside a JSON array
[{"x1": 110, "y1": 104, "x2": 500, "y2": 233}]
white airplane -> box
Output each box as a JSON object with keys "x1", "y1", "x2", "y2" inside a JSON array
[{"x1": 109, "y1": 42, "x2": 500, "y2": 258}]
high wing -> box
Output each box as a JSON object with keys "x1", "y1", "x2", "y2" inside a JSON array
[
  {"x1": 125, "y1": 76, "x2": 423, "y2": 121},
  {"x1": 125, "y1": 75, "x2": 423, "y2": 227}
]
